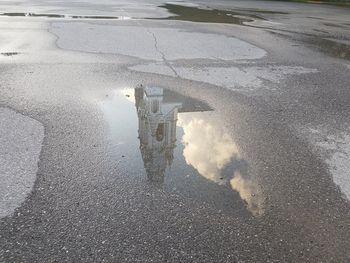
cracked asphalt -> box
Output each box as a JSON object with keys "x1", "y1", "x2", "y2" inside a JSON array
[{"x1": 0, "y1": 0, "x2": 350, "y2": 262}]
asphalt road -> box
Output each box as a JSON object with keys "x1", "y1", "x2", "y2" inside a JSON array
[{"x1": 0, "y1": 0, "x2": 349, "y2": 262}]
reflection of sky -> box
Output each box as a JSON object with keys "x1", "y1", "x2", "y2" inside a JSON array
[
  {"x1": 120, "y1": 88, "x2": 136, "y2": 104},
  {"x1": 178, "y1": 114, "x2": 265, "y2": 216},
  {"x1": 178, "y1": 115, "x2": 238, "y2": 184},
  {"x1": 99, "y1": 91, "x2": 138, "y2": 143},
  {"x1": 230, "y1": 172, "x2": 265, "y2": 216},
  {"x1": 100, "y1": 89, "x2": 265, "y2": 216}
]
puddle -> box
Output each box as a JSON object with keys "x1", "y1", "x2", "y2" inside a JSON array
[
  {"x1": 0, "y1": 12, "x2": 131, "y2": 20},
  {"x1": 156, "y1": 4, "x2": 258, "y2": 25},
  {"x1": 99, "y1": 86, "x2": 265, "y2": 216}
]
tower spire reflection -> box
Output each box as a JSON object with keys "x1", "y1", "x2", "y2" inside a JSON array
[{"x1": 135, "y1": 86, "x2": 181, "y2": 182}]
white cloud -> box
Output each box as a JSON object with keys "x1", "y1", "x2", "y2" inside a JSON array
[
  {"x1": 178, "y1": 115, "x2": 238, "y2": 184},
  {"x1": 230, "y1": 172, "x2": 265, "y2": 216}
]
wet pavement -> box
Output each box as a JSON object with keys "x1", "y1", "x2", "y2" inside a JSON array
[{"x1": 0, "y1": 0, "x2": 350, "y2": 262}]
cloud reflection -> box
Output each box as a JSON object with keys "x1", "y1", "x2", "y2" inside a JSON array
[
  {"x1": 178, "y1": 116, "x2": 238, "y2": 184},
  {"x1": 230, "y1": 172, "x2": 265, "y2": 216},
  {"x1": 178, "y1": 115, "x2": 265, "y2": 216}
]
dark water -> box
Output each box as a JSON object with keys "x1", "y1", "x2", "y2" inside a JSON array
[
  {"x1": 156, "y1": 4, "x2": 257, "y2": 25},
  {"x1": 156, "y1": 4, "x2": 289, "y2": 24},
  {"x1": 99, "y1": 86, "x2": 265, "y2": 216}
]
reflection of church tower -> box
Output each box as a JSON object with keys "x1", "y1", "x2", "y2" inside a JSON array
[{"x1": 135, "y1": 86, "x2": 181, "y2": 182}]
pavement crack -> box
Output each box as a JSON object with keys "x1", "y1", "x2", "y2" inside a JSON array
[
  {"x1": 123, "y1": 7, "x2": 182, "y2": 78},
  {"x1": 147, "y1": 29, "x2": 181, "y2": 78}
]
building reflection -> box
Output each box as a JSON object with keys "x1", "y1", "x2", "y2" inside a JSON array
[
  {"x1": 134, "y1": 85, "x2": 211, "y2": 182},
  {"x1": 134, "y1": 86, "x2": 265, "y2": 216}
]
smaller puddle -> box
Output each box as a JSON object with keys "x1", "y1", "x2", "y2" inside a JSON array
[
  {"x1": 99, "y1": 86, "x2": 265, "y2": 216},
  {"x1": 156, "y1": 4, "x2": 290, "y2": 25},
  {"x1": 156, "y1": 4, "x2": 258, "y2": 25},
  {"x1": 0, "y1": 12, "x2": 131, "y2": 20}
]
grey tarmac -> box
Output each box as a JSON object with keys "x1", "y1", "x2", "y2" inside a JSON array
[{"x1": 0, "y1": 0, "x2": 349, "y2": 262}]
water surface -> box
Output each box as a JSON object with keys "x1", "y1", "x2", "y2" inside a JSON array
[
  {"x1": 157, "y1": 4, "x2": 257, "y2": 25},
  {"x1": 99, "y1": 86, "x2": 265, "y2": 216}
]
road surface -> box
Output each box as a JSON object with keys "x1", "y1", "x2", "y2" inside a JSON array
[{"x1": 0, "y1": 0, "x2": 349, "y2": 262}]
